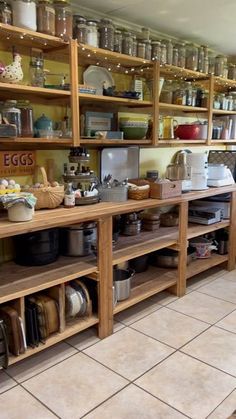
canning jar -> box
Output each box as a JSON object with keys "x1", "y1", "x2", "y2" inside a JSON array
[
  {"x1": 203, "y1": 56, "x2": 209, "y2": 74},
  {"x1": 185, "y1": 82, "x2": 193, "y2": 106},
  {"x1": 198, "y1": 46, "x2": 205, "y2": 72},
  {"x1": 141, "y1": 27, "x2": 150, "y2": 40},
  {"x1": 200, "y1": 91, "x2": 208, "y2": 108},
  {"x1": 151, "y1": 40, "x2": 161, "y2": 61},
  {"x1": 132, "y1": 35, "x2": 137, "y2": 56},
  {"x1": 178, "y1": 43, "x2": 186, "y2": 68},
  {"x1": 114, "y1": 29, "x2": 122, "y2": 53},
  {"x1": 160, "y1": 43, "x2": 167, "y2": 64},
  {"x1": 218, "y1": 93, "x2": 228, "y2": 110},
  {"x1": 165, "y1": 40, "x2": 173, "y2": 65},
  {"x1": 192, "y1": 88, "x2": 197, "y2": 107},
  {"x1": 227, "y1": 95, "x2": 234, "y2": 111},
  {"x1": 186, "y1": 44, "x2": 198, "y2": 71},
  {"x1": 159, "y1": 81, "x2": 173, "y2": 103},
  {"x1": 54, "y1": 0, "x2": 72, "y2": 41},
  {"x1": 0, "y1": 1, "x2": 12, "y2": 24},
  {"x1": 12, "y1": 0, "x2": 36, "y2": 31},
  {"x1": 228, "y1": 64, "x2": 236, "y2": 80},
  {"x1": 99, "y1": 18, "x2": 114, "y2": 51},
  {"x1": 122, "y1": 31, "x2": 133, "y2": 56},
  {"x1": 29, "y1": 56, "x2": 44, "y2": 87},
  {"x1": 231, "y1": 92, "x2": 236, "y2": 111},
  {"x1": 73, "y1": 16, "x2": 87, "y2": 43},
  {"x1": 213, "y1": 94, "x2": 221, "y2": 110},
  {"x1": 2, "y1": 100, "x2": 21, "y2": 137},
  {"x1": 144, "y1": 40, "x2": 151, "y2": 60},
  {"x1": 173, "y1": 87, "x2": 186, "y2": 106},
  {"x1": 137, "y1": 41, "x2": 146, "y2": 59},
  {"x1": 223, "y1": 64, "x2": 228, "y2": 79},
  {"x1": 17, "y1": 100, "x2": 33, "y2": 137},
  {"x1": 172, "y1": 46, "x2": 179, "y2": 66},
  {"x1": 86, "y1": 20, "x2": 98, "y2": 47},
  {"x1": 215, "y1": 55, "x2": 225, "y2": 77},
  {"x1": 37, "y1": 0, "x2": 55, "y2": 36}
]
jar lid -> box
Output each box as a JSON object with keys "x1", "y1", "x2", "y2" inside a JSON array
[
  {"x1": 87, "y1": 20, "x2": 97, "y2": 26},
  {"x1": 100, "y1": 18, "x2": 113, "y2": 24},
  {"x1": 151, "y1": 40, "x2": 161, "y2": 45}
]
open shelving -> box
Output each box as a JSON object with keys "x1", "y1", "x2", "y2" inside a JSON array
[
  {"x1": 186, "y1": 253, "x2": 229, "y2": 279},
  {"x1": 187, "y1": 220, "x2": 230, "y2": 239}
]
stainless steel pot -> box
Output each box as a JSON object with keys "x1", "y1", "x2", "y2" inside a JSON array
[
  {"x1": 113, "y1": 268, "x2": 135, "y2": 301},
  {"x1": 152, "y1": 247, "x2": 195, "y2": 268},
  {"x1": 60, "y1": 222, "x2": 97, "y2": 256}
]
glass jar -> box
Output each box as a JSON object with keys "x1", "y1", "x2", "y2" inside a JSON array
[
  {"x1": 160, "y1": 43, "x2": 167, "y2": 64},
  {"x1": 144, "y1": 40, "x2": 151, "y2": 60},
  {"x1": 172, "y1": 46, "x2": 179, "y2": 67},
  {"x1": 86, "y1": 20, "x2": 98, "y2": 48},
  {"x1": 12, "y1": 0, "x2": 36, "y2": 31},
  {"x1": 198, "y1": 46, "x2": 205, "y2": 72},
  {"x1": 2, "y1": 100, "x2": 21, "y2": 137},
  {"x1": 215, "y1": 55, "x2": 225, "y2": 77},
  {"x1": 99, "y1": 18, "x2": 114, "y2": 51},
  {"x1": 185, "y1": 82, "x2": 193, "y2": 106},
  {"x1": 37, "y1": 0, "x2": 55, "y2": 36},
  {"x1": 73, "y1": 16, "x2": 87, "y2": 43},
  {"x1": 151, "y1": 41, "x2": 161, "y2": 61},
  {"x1": 186, "y1": 43, "x2": 198, "y2": 71},
  {"x1": 173, "y1": 87, "x2": 186, "y2": 106},
  {"x1": 137, "y1": 41, "x2": 146, "y2": 59},
  {"x1": 114, "y1": 29, "x2": 122, "y2": 53},
  {"x1": 54, "y1": 0, "x2": 72, "y2": 41},
  {"x1": 29, "y1": 56, "x2": 44, "y2": 87},
  {"x1": 231, "y1": 92, "x2": 236, "y2": 111},
  {"x1": 213, "y1": 94, "x2": 221, "y2": 110},
  {"x1": 208, "y1": 54, "x2": 215, "y2": 74},
  {"x1": 178, "y1": 43, "x2": 186, "y2": 68},
  {"x1": 159, "y1": 81, "x2": 173, "y2": 103},
  {"x1": 228, "y1": 64, "x2": 236, "y2": 80},
  {"x1": 192, "y1": 88, "x2": 197, "y2": 107},
  {"x1": 218, "y1": 93, "x2": 228, "y2": 110},
  {"x1": 132, "y1": 35, "x2": 137, "y2": 56},
  {"x1": 203, "y1": 56, "x2": 209, "y2": 74},
  {"x1": 166, "y1": 40, "x2": 173, "y2": 65},
  {"x1": 223, "y1": 64, "x2": 228, "y2": 79},
  {"x1": 17, "y1": 100, "x2": 33, "y2": 137},
  {"x1": 227, "y1": 95, "x2": 234, "y2": 111},
  {"x1": 200, "y1": 90, "x2": 208, "y2": 108},
  {"x1": 141, "y1": 27, "x2": 150, "y2": 40},
  {"x1": 0, "y1": 1, "x2": 12, "y2": 24},
  {"x1": 122, "y1": 31, "x2": 133, "y2": 56}
]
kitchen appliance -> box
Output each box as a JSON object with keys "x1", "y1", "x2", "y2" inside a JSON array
[
  {"x1": 60, "y1": 222, "x2": 97, "y2": 257},
  {"x1": 193, "y1": 200, "x2": 230, "y2": 219},
  {"x1": 175, "y1": 123, "x2": 200, "y2": 140},
  {"x1": 166, "y1": 150, "x2": 192, "y2": 192},
  {"x1": 186, "y1": 152, "x2": 208, "y2": 190},
  {"x1": 113, "y1": 268, "x2": 135, "y2": 301}
]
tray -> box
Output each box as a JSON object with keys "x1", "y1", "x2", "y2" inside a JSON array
[{"x1": 75, "y1": 196, "x2": 99, "y2": 206}]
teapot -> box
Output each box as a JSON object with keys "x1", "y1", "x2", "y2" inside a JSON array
[{"x1": 34, "y1": 113, "x2": 53, "y2": 137}]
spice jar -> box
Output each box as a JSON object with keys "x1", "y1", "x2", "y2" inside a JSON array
[
  {"x1": 54, "y1": 0, "x2": 72, "y2": 41},
  {"x1": 12, "y1": 0, "x2": 36, "y2": 31},
  {"x1": 122, "y1": 31, "x2": 133, "y2": 56},
  {"x1": 178, "y1": 43, "x2": 186, "y2": 68},
  {"x1": 114, "y1": 29, "x2": 122, "y2": 53},
  {"x1": 215, "y1": 55, "x2": 225, "y2": 77},
  {"x1": 172, "y1": 46, "x2": 179, "y2": 67},
  {"x1": 86, "y1": 20, "x2": 98, "y2": 48},
  {"x1": 99, "y1": 18, "x2": 114, "y2": 51},
  {"x1": 37, "y1": 0, "x2": 55, "y2": 36},
  {"x1": 144, "y1": 40, "x2": 151, "y2": 60},
  {"x1": 132, "y1": 35, "x2": 137, "y2": 56},
  {"x1": 0, "y1": 1, "x2": 12, "y2": 24},
  {"x1": 2, "y1": 100, "x2": 21, "y2": 137},
  {"x1": 73, "y1": 16, "x2": 87, "y2": 43},
  {"x1": 151, "y1": 41, "x2": 161, "y2": 61},
  {"x1": 17, "y1": 100, "x2": 33, "y2": 138},
  {"x1": 186, "y1": 44, "x2": 198, "y2": 71},
  {"x1": 166, "y1": 40, "x2": 173, "y2": 65},
  {"x1": 160, "y1": 43, "x2": 167, "y2": 64},
  {"x1": 137, "y1": 41, "x2": 146, "y2": 59}
]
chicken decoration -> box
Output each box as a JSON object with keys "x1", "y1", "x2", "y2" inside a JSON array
[{"x1": 0, "y1": 53, "x2": 23, "y2": 84}]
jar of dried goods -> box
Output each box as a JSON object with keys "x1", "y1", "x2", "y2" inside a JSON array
[
  {"x1": 172, "y1": 46, "x2": 179, "y2": 66},
  {"x1": 114, "y1": 29, "x2": 122, "y2": 53},
  {"x1": 73, "y1": 16, "x2": 87, "y2": 43},
  {"x1": 151, "y1": 40, "x2": 161, "y2": 61},
  {"x1": 137, "y1": 41, "x2": 146, "y2": 59},
  {"x1": 166, "y1": 40, "x2": 173, "y2": 65},
  {"x1": 228, "y1": 64, "x2": 236, "y2": 80},
  {"x1": 12, "y1": 0, "x2": 36, "y2": 31},
  {"x1": 86, "y1": 20, "x2": 98, "y2": 47},
  {"x1": 178, "y1": 43, "x2": 186, "y2": 68},
  {"x1": 144, "y1": 40, "x2": 151, "y2": 60},
  {"x1": 186, "y1": 43, "x2": 198, "y2": 71},
  {"x1": 54, "y1": 0, "x2": 72, "y2": 41},
  {"x1": 37, "y1": 0, "x2": 55, "y2": 36},
  {"x1": 99, "y1": 18, "x2": 114, "y2": 51},
  {"x1": 215, "y1": 55, "x2": 225, "y2": 77},
  {"x1": 160, "y1": 43, "x2": 167, "y2": 64},
  {"x1": 132, "y1": 35, "x2": 137, "y2": 56},
  {"x1": 0, "y1": 1, "x2": 12, "y2": 24},
  {"x1": 122, "y1": 31, "x2": 133, "y2": 56},
  {"x1": 17, "y1": 100, "x2": 33, "y2": 137}
]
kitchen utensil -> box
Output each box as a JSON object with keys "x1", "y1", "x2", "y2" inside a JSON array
[
  {"x1": 162, "y1": 116, "x2": 178, "y2": 139},
  {"x1": 186, "y1": 153, "x2": 208, "y2": 190},
  {"x1": 151, "y1": 247, "x2": 196, "y2": 268},
  {"x1": 98, "y1": 185, "x2": 128, "y2": 202},
  {"x1": 175, "y1": 124, "x2": 200, "y2": 140},
  {"x1": 129, "y1": 254, "x2": 149, "y2": 273},
  {"x1": 60, "y1": 222, "x2": 97, "y2": 257},
  {"x1": 190, "y1": 237, "x2": 217, "y2": 259},
  {"x1": 83, "y1": 65, "x2": 114, "y2": 95},
  {"x1": 113, "y1": 268, "x2": 135, "y2": 301}
]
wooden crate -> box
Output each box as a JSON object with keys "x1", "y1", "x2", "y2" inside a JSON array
[{"x1": 150, "y1": 181, "x2": 182, "y2": 199}]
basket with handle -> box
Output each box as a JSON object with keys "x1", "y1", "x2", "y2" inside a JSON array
[
  {"x1": 128, "y1": 179, "x2": 150, "y2": 200},
  {"x1": 22, "y1": 166, "x2": 64, "y2": 210}
]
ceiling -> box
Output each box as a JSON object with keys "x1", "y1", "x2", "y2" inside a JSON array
[{"x1": 74, "y1": 0, "x2": 236, "y2": 55}]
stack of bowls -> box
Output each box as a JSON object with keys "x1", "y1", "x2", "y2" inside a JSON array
[{"x1": 119, "y1": 117, "x2": 148, "y2": 140}]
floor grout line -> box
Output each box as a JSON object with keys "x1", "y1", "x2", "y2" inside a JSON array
[
  {"x1": 205, "y1": 387, "x2": 236, "y2": 418},
  {"x1": 20, "y1": 383, "x2": 62, "y2": 418},
  {"x1": 196, "y1": 288, "x2": 236, "y2": 305},
  {"x1": 114, "y1": 302, "x2": 163, "y2": 326}
]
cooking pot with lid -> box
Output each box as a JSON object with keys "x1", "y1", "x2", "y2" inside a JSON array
[{"x1": 60, "y1": 222, "x2": 97, "y2": 256}]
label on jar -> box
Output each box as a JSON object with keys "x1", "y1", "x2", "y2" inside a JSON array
[{"x1": 64, "y1": 194, "x2": 75, "y2": 207}]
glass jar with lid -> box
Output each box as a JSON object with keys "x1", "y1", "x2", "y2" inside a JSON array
[
  {"x1": 2, "y1": 100, "x2": 21, "y2": 137},
  {"x1": 218, "y1": 93, "x2": 228, "y2": 110},
  {"x1": 213, "y1": 94, "x2": 221, "y2": 110},
  {"x1": 166, "y1": 40, "x2": 173, "y2": 65},
  {"x1": 197, "y1": 46, "x2": 205, "y2": 72},
  {"x1": 0, "y1": 1, "x2": 12, "y2": 24},
  {"x1": 73, "y1": 16, "x2": 87, "y2": 43},
  {"x1": 159, "y1": 80, "x2": 173, "y2": 104},
  {"x1": 200, "y1": 90, "x2": 208, "y2": 108},
  {"x1": 137, "y1": 41, "x2": 146, "y2": 59},
  {"x1": 172, "y1": 46, "x2": 179, "y2": 67},
  {"x1": 173, "y1": 86, "x2": 186, "y2": 106},
  {"x1": 223, "y1": 64, "x2": 228, "y2": 79},
  {"x1": 86, "y1": 20, "x2": 98, "y2": 47},
  {"x1": 215, "y1": 55, "x2": 225, "y2": 77},
  {"x1": 37, "y1": 0, "x2": 55, "y2": 36},
  {"x1": 54, "y1": 0, "x2": 72, "y2": 41},
  {"x1": 29, "y1": 55, "x2": 44, "y2": 87},
  {"x1": 231, "y1": 91, "x2": 236, "y2": 111},
  {"x1": 17, "y1": 100, "x2": 33, "y2": 137},
  {"x1": 186, "y1": 43, "x2": 198, "y2": 71},
  {"x1": 122, "y1": 31, "x2": 133, "y2": 56},
  {"x1": 12, "y1": 0, "x2": 36, "y2": 31},
  {"x1": 114, "y1": 29, "x2": 122, "y2": 53},
  {"x1": 228, "y1": 64, "x2": 236, "y2": 80},
  {"x1": 178, "y1": 43, "x2": 186, "y2": 68},
  {"x1": 185, "y1": 82, "x2": 193, "y2": 106},
  {"x1": 151, "y1": 40, "x2": 161, "y2": 61},
  {"x1": 160, "y1": 43, "x2": 167, "y2": 64},
  {"x1": 132, "y1": 35, "x2": 137, "y2": 56},
  {"x1": 99, "y1": 18, "x2": 114, "y2": 51},
  {"x1": 226, "y1": 95, "x2": 234, "y2": 111},
  {"x1": 144, "y1": 40, "x2": 151, "y2": 60}
]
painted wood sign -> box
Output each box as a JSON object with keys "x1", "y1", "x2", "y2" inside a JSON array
[{"x1": 0, "y1": 151, "x2": 36, "y2": 176}]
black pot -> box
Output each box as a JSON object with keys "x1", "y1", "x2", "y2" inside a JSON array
[
  {"x1": 13, "y1": 228, "x2": 59, "y2": 266},
  {"x1": 129, "y1": 254, "x2": 149, "y2": 273}
]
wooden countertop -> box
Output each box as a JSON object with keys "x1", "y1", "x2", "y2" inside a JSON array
[{"x1": 0, "y1": 185, "x2": 235, "y2": 239}]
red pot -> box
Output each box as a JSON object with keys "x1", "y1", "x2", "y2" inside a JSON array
[{"x1": 175, "y1": 124, "x2": 200, "y2": 140}]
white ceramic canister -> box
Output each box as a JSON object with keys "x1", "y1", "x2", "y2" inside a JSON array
[
  {"x1": 8, "y1": 203, "x2": 34, "y2": 222},
  {"x1": 12, "y1": 0, "x2": 37, "y2": 31}
]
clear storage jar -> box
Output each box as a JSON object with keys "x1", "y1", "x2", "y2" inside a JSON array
[
  {"x1": 166, "y1": 40, "x2": 173, "y2": 65},
  {"x1": 144, "y1": 40, "x2": 151, "y2": 60},
  {"x1": 159, "y1": 81, "x2": 173, "y2": 104},
  {"x1": 132, "y1": 35, "x2": 137, "y2": 56},
  {"x1": 198, "y1": 46, "x2": 205, "y2": 72},
  {"x1": 37, "y1": 0, "x2": 55, "y2": 36},
  {"x1": 226, "y1": 95, "x2": 234, "y2": 111},
  {"x1": 173, "y1": 87, "x2": 186, "y2": 106},
  {"x1": 12, "y1": 0, "x2": 36, "y2": 31},
  {"x1": 172, "y1": 46, "x2": 179, "y2": 67},
  {"x1": 54, "y1": 0, "x2": 72, "y2": 41},
  {"x1": 215, "y1": 55, "x2": 225, "y2": 77},
  {"x1": 17, "y1": 100, "x2": 33, "y2": 137},
  {"x1": 73, "y1": 16, "x2": 87, "y2": 43},
  {"x1": 228, "y1": 64, "x2": 236, "y2": 80},
  {"x1": 231, "y1": 92, "x2": 236, "y2": 111},
  {"x1": 160, "y1": 43, "x2": 167, "y2": 64},
  {"x1": 29, "y1": 56, "x2": 44, "y2": 87},
  {"x1": 0, "y1": 1, "x2": 12, "y2": 24},
  {"x1": 186, "y1": 43, "x2": 198, "y2": 71},
  {"x1": 185, "y1": 82, "x2": 193, "y2": 106},
  {"x1": 114, "y1": 29, "x2": 122, "y2": 53},
  {"x1": 178, "y1": 43, "x2": 186, "y2": 68},
  {"x1": 99, "y1": 18, "x2": 114, "y2": 51},
  {"x1": 86, "y1": 20, "x2": 98, "y2": 48},
  {"x1": 122, "y1": 31, "x2": 133, "y2": 56},
  {"x1": 137, "y1": 41, "x2": 146, "y2": 59},
  {"x1": 151, "y1": 40, "x2": 161, "y2": 61},
  {"x1": 2, "y1": 100, "x2": 21, "y2": 137}
]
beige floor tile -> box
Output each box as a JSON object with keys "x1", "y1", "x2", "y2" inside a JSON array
[
  {"x1": 187, "y1": 267, "x2": 227, "y2": 291},
  {"x1": 198, "y1": 277, "x2": 236, "y2": 304},
  {"x1": 217, "y1": 270, "x2": 236, "y2": 281},
  {"x1": 208, "y1": 389, "x2": 236, "y2": 419},
  {"x1": 0, "y1": 386, "x2": 56, "y2": 419},
  {"x1": 113, "y1": 321, "x2": 126, "y2": 332},
  {"x1": 216, "y1": 310, "x2": 236, "y2": 334},
  {"x1": 131, "y1": 307, "x2": 209, "y2": 349},
  {"x1": 66, "y1": 327, "x2": 100, "y2": 350},
  {"x1": 150, "y1": 291, "x2": 179, "y2": 305},
  {"x1": 7, "y1": 342, "x2": 77, "y2": 383},
  {"x1": 84, "y1": 327, "x2": 174, "y2": 381},
  {"x1": 114, "y1": 298, "x2": 161, "y2": 325},
  {"x1": 136, "y1": 352, "x2": 236, "y2": 419},
  {"x1": 0, "y1": 370, "x2": 17, "y2": 394},
  {"x1": 168, "y1": 291, "x2": 235, "y2": 324},
  {"x1": 23, "y1": 352, "x2": 128, "y2": 419},
  {"x1": 182, "y1": 326, "x2": 236, "y2": 376},
  {"x1": 85, "y1": 384, "x2": 186, "y2": 419}
]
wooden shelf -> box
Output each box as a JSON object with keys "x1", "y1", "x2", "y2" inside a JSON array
[
  {"x1": 160, "y1": 64, "x2": 209, "y2": 81},
  {"x1": 113, "y1": 227, "x2": 178, "y2": 265},
  {"x1": 0, "y1": 137, "x2": 73, "y2": 149},
  {"x1": 213, "y1": 109, "x2": 236, "y2": 115},
  {"x1": 188, "y1": 220, "x2": 230, "y2": 239},
  {"x1": 79, "y1": 93, "x2": 152, "y2": 107},
  {"x1": 158, "y1": 139, "x2": 207, "y2": 146},
  {"x1": 80, "y1": 138, "x2": 152, "y2": 146},
  {"x1": 0, "y1": 256, "x2": 97, "y2": 304},
  {"x1": 214, "y1": 76, "x2": 236, "y2": 88},
  {"x1": 114, "y1": 266, "x2": 177, "y2": 314},
  {"x1": 211, "y1": 140, "x2": 236, "y2": 144},
  {"x1": 159, "y1": 103, "x2": 208, "y2": 113},
  {"x1": 9, "y1": 315, "x2": 99, "y2": 365},
  {"x1": 186, "y1": 253, "x2": 228, "y2": 279},
  {"x1": 0, "y1": 82, "x2": 71, "y2": 99}
]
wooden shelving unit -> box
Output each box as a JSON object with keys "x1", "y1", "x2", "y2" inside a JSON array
[
  {"x1": 187, "y1": 220, "x2": 230, "y2": 239},
  {"x1": 186, "y1": 254, "x2": 229, "y2": 279},
  {"x1": 159, "y1": 103, "x2": 208, "y2": 113}
]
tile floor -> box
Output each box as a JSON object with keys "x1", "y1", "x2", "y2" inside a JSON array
[{"x1": 1, "y1": 267, "x2": 236, "y2": 419}]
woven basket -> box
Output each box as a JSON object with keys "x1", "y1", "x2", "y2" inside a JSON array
[
  {"x1": 22, "y1": 166, "x2": 64, "y2": 210},
  {"x1": 128, "y1": 179, "x2": 150, "y2": 200}
]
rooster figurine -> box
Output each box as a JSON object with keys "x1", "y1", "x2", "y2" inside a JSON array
[{"x1": 0, "y1": 53, "x2": 23, "y2": 84}]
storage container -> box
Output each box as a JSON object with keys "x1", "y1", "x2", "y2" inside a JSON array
[
  {"x1": 86, "y1": 20, "x2": 98, "y2": 47},
  {"x1": 12, "y1": 0, "x2": 36, "y2": 30},
  {"x1": 113, "y1": 268, "x2": 134, "y2": 301},
  {"x1": 114, "y1": 29, "x2": 122, "y2": 53},
  {"x1": 73, "y1": 16, "x2": 87, "y2": 43},
  {"x1": 99, "y1": 18, "x2": 114, "y2": 51},
  {"x1": 150, "y1": 180, "x2": 182, "y2": 199},
  {"x1": 37, "y1": 0, "x2": 55, "y2": 36},
  {"x1": 54, "y1": 0, "x2": 72, "y2": 41},
  {"x1": 0, "y1": 0, "x2": 12, "y2": 24},
  {"x1": 8, "y1": 203, "x2": 34, "y2": 222},
  {"x1": 60, "y1": 222, "x2": 97, "y2": 256}
]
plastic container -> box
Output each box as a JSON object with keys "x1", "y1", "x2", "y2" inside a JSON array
[
  {"x1": 0, "y1": 1, "x2": 12, "y2": 24},
  {"x1": 99, "y1": 18, "x2": 114, "y2": 51},
  {"x1": 12, "y1": 0, "x2": 36, "y2": 30},
  {"x1": 37, "y1": 0, "x2": 55, "y2": 36},
  {"x1": 54, "y1": 0, "x2": 72, "y2": 41},
  {"x1": 8, "y1": 203, "x2": 34, "y2": 222}
]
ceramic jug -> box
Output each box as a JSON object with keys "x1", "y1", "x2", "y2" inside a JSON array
[{"x1": 162, "y1": 116, "x2": 178, "y2": 139}]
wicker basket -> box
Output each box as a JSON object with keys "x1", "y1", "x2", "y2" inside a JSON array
[
  {"x1": 128, "y1": 179, "x2": 150, "y2": 200},
  {"x1": 22, "y1": 166, "x2": 64, "y2": 210}
]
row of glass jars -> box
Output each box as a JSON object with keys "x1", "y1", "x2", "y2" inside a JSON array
[
  {"x1": 160, "y1": 81, "x2": 208, "y2": 108},
  {"x1": 213, "y1": 92, "x2": 236, "y2": 111},
  {"x1": 0, "y1": 99, "x2": 34, "y2": 137}
]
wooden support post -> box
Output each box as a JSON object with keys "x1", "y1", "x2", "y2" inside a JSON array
[
  {"x1": 152, "y1": 61, "x2": 160, "y2": 146},
  {"x1": 97, "y1": 216, "x2": 113, "y2": 338},
  {"x1": 207, "y1": 74, "x2": 214, "y2": 146},
  {"x1": 228, "y1": 191, "x2": 236, "y2": 271},
  {"x1": 69, "y1": 39, "x2": 80, "y2": 146}
]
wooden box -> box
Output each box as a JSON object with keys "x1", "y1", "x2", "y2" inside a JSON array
[{"x1": 150, "y1": 181, "x2": 182, "y2": 199}]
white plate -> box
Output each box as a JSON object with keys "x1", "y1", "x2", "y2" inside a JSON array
[{"x1": 83, "y1": 66, "x2": 114, "y2": 95}]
